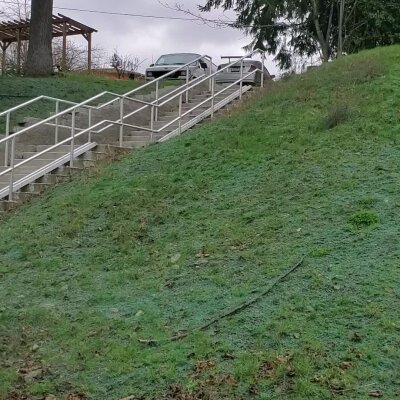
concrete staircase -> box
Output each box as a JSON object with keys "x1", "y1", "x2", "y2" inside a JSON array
[{"x1": 0, "y1": 81, "x2": 252, "y2": 214}]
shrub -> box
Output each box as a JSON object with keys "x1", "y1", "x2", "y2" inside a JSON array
[{"x1": 324, "y1": 103, "x2": 350, "y2": 129}]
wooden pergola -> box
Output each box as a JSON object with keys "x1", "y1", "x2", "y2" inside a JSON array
[{"x1": 0, "y1": 13, "x2": 97, "y2": 74}]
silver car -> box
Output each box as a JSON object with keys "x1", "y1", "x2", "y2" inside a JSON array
[
  {"x1": 145, "y1": 53, "x2": 216, "y2": 81},
  {"x1": 216, "y1": 59, "x2": 272, "y2": 86}
]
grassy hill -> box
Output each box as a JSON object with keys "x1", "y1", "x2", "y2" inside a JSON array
[{"x1": 1, "y1": 46, "x2": 400, "y2": 400}]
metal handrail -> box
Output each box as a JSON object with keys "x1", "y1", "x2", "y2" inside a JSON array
[
  {"x1": 153, "y1": 69, "x2": 262, "y2": 134},
  {"x1": 146, "y1": 49, "x2": 265, "y2": 110},
  {"x1": 0, "y1": 55, "x2": 211, "y2": 117},
  {"x1": 97, "y1": 49, "x2": 265, "y2": 136},
  {"x1": 0, "y1": 54, "x2": 213, "y2": 154},
  {"x1": 0, "y1": 82, "x2": 207, "y2": 147},
  {"x1": 37, "y1": 74, "x2": 208, "y2": 135},
  {"x1": 98, "y1": 55, "x2": 212, "y2": 109},
  {"x1": 0, "y1": 51, "x2": 261, "y2": 147},
  {"x1": 0, "y1": 90, "x2": 139, "y2": 146},
  {"x1": 0, "y1": 118, "x2": 158, "y2": 200},
  {"x1": 0, "y1": 96, "x2": 94, "y2": 117},
  {"x1": 95, "y1": 74, "x2": 207, "y2": 135},
  {"x1": 0, "y1": 50, "x2": 265, "y2": 201},
  {"x1": 3, "y1": 68, "x2": 260, "y2": 183},
  {"x1": 0, "y1": 119, "x2": 152, "y2": 177}
]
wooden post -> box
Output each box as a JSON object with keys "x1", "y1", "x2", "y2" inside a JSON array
[
  {"x1": 87, "y1": 32, "x2": 92, "y2": 72},
  {"x1": 62, "y1": 22, "x2": 67, "y2": 70},
  {"x1": 16, "y1": 28, "x2": 21, "y2": 74},
  {"x1": 1, "y1": 42, "x2": 11, "y2": 74},
  {"x1": 1, "y1": 42, "x2": 6, "y2": 74}
]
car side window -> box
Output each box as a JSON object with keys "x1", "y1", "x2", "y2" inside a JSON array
[{"x1": 199, "y1": 59, "x2": 209, "y2": 70}]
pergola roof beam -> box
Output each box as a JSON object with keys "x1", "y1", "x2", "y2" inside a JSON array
[
  {"x1": 0, "y1": 13, "x2": 97, "y2": 73},
  {"x1": 0, "y1": 13, "x2": 97, "y2": 44}
]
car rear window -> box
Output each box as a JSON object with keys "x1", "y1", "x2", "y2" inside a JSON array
[{"x1": 155, "y1": 54, "x2": 199, "y2": 66}]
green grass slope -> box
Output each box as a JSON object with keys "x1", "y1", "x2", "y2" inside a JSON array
[{"x1": 1, "y1": 46, "x2": 400, "y2": 400}]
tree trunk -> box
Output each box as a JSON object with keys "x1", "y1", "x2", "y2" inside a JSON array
[
  {"x1": 311, "y1": 0, "x2": 330, "y2": 63},
  {"x1": 25, "y1": 0, "x2": 53, "y2": 76},
  {"x1": 337, "y1": 0, "x2": 345, "y2": 57}
]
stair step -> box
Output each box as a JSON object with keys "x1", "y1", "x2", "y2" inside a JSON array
[
  {"x1": 0, "y1": 173, "x2": 34, "y2": 184},
  {"x1": 20, "y1": 151, "x2": 71, "y2": 160},
  {"x1": 52, "y1": 165, "x2": 83, "y2": 177},
  {"x1": 0, "y1": 200, "x2": 18, "y2": 212},
  {"x1": 12, "y1": 191, "x2": 41, "y2": 202},
  {"x1": 13, "y1": 158, "x2": 61, "y2": 168},
  {"x1": 120, "y1": 132, "x2": 152, "y2": 140},
  {"x1": 20, "y1": 182, "x2": 52, "y2": 194},
  {"x1": 36, "y1": 144, "x2": 82, "y2": 152},
  {"x1": 122, "y1": 136, "x2": 152, "y2": 142},
  {"x1": 113, "y1": 141, "x2": 150, "y2": 149}
]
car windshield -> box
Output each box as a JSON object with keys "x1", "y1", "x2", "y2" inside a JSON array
[{"x1": 155, "y1": 54, "x2": 199, "y2": 66}]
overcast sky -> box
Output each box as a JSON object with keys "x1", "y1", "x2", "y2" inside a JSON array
[{"x1": 52, "y1": 0, "x2": 278, "y2": 74}]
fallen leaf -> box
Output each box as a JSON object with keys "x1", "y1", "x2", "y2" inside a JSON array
[
  {"x1": 196, "y1": 248, "x2": 210, "y2": 258},
  {"x1": 166, "y1": 384, "x2": 183, "y2": 398},
  {"x1": 66, "y1": 394, "x2": 87, "y2": 400},
  {"x1": 286, "y1": 366, "x2": 296, "y2": 377},
  {"x1": 194, "y1": 359, "x2": 215, "y2": 375},
  {"x1": 277, "y1": 354, "x2": 293, "y2": 363},
  {"x1": 340, "y1": 361, "x2": 353, "y2": 370},
  {"x1": 259, "y1": 361, "x2": 276, "y2": 378},
  {"x1": 170, "y1": 253, "x2": 181, "y2": 264},
  {"x1": 31, "y1": 344, "x2": 39, "y2": 352},
  {"x1": 165, "y1": 280, "x2": 175, "y2": 289},
  {"x1": 369, "y1": 389, "x2": 383, "y2": 398},
  {"x1": 135, "y1": 310, "x2": 144, "y2": 317},
  {"x1": 45, "y1": 396, "x2": 57, "y2": 400},
  {"x1": 330, "y1": 379, "x2": 345, "y2": 392},
  {"x1": 218, "y1": 374, "x2": 235, "y2": 385},
  {"x1": 351, "y1": 332, "x2": 362, "y2": 342},
  {"x1": 18, "y1": 366, "x2": 44, "y2": 383},
  {"x1": 249, "y1": 385, "x2": 259, "y2": 395},
  {"x1": 221, "y1": 353, "x2": 235, "y2": 360}
]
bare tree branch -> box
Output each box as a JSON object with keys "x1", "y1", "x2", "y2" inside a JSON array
[{"x1": 110, "y1": 49, "x2": 143, "y2": 79}]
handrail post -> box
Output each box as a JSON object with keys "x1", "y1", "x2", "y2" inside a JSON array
[
  {"x1": 88, "y1": 108, "x2": 92, "y2": 142},
  {"x1": 261, "y1": 51, "x2": 266, "y2": 88},
  {"x1": 240, "y1": 59, "x2": 244, "y2": 99},
  {"x1": 155, "y1": 81, "x2": 159, "y2": 122},
  {"x1": 185, "y1": 66, "x2": 189, "y2": 103},
  {"x1": 150, "y1": 106, "x2": 154, "y2": 142},
  {"x1": 70, "y1": 110, "x2": 76, "y2": 168},
  {"x1": 209, "y1": 57, "x2": 213, "y2": 92},
  {"x1": 8, "y1": 137, "x2": 15, "y2": 202},
  {"x1": 119, "y1": 97, "x2": 124, "y2": 147},
  {"x1": 4, "y1": 112, "x2": 10, "y2": 167},
  {"x1": 178, "y1": 94, "x2": 183, "y2": 135},
  {"x1": 211, "y1": 77, "x2": 215, "y2": 119},
  {"x1": 55, "y1": 100, "x2": 60, "y2": 144}
]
